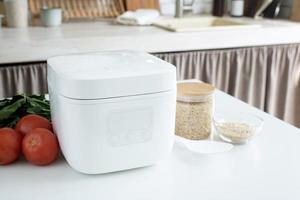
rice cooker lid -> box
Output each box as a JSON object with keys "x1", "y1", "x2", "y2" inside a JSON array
[{"x1": 47, "y1": 51, "x2": 176, "y2": 99}]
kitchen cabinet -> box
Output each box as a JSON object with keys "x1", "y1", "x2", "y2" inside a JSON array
[{"x1": 3, "y1": 44, "x2": 299, "y2": 127}]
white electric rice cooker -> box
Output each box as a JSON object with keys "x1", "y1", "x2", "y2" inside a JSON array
[{"x1": 47, "y1": 51, "x2": 176, "y2": 174}]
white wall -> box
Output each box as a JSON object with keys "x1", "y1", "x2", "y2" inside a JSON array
[{"x1": 160, "y1": 0, "x2": 213, "y2": 16}]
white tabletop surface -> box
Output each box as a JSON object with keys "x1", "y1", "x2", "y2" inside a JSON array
[
  {"x1": 1, "y1": 17, "x2": 300, "y2": 64},
  {"x1": 1, "y1": 90, "x2": 300, "y2": 200}
]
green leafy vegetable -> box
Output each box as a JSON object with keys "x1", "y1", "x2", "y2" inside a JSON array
[
  {"x1": 0, "y1": 98, "x2": 26, "y2": 120},
  {"x1": 0, "y1": 95, "x2": 51, "y2": 128},
  {"x1": 0, "y1": 99, "x2": 10, "y2": 108}
]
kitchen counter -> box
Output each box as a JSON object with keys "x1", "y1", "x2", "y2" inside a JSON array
[
  {"x1": 1, "y1": 17, "x2": 300, "y2": 64},
  {"x1": 1, "y1": 90, "x2": 300, "y2": 200}
]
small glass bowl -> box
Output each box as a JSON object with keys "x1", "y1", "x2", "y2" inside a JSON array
[{"x1": 213, "y1": 113, "x2": 264, "y2": 144}]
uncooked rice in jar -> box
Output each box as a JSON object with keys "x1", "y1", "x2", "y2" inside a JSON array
[{"x1": 175, "y1": 96, "x2": 213, "y2": 140}]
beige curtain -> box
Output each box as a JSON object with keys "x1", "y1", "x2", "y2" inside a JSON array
[
  {"x1": 155, "y1": 44, "x2": 300, "y2": 127},
  {"x1": 0, "y1": 44, "x2": 300, "y2": 127},
  {"x1": 0, "y1": 62, "x2": 47, "y2": 98}
]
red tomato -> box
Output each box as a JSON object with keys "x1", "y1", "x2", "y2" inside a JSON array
[
  {"x1": 22, "y1": 128, "x2": 58, "y2": 166},
  {"x1": 0, "y1": 128, "x2": 22, "y2": 165},
  {"x1": 15, "y1": 114, "x2": 52, "y2": 136}
]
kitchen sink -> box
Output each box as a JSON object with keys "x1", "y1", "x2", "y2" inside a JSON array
[{"x1": 153, "y1": 16, "x2": 260, "y2": 32}]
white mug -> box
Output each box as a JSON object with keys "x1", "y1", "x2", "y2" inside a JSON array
[{"x1": 40, "y1": 8, "x2": 62, "y2": 27}]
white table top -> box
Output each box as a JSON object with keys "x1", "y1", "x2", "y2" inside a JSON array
[
  {"x1": 1, "y1": 17, "x2": 300, "y2": 64},
  {"x1": 1, "y1": 90, "x2": 300, "y2": 200}
]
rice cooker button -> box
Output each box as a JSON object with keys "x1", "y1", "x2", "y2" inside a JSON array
[
  {"x1": 128, "y1": 130, "x2": 146, "y2": 143},
  {"x1": 126, "y1": 134, "x2": 135, "y2": 143},
  {"x1": 110, "y1": 135, "x2": 120, "y2": 145}
]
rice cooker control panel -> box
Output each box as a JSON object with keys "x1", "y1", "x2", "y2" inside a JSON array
[{"x1": 107, "y1": 108, "x2": 153, "y2": 146}]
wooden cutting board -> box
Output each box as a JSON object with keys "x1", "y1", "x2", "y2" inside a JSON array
[
  {"x1": 291, "y1": 0, "x2": 300, "y2": 22},
  {"x1": 125, "y1": 0, "x2": 160, "y2": 11}
]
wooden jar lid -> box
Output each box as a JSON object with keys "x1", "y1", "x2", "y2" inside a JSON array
[{"x1": 177, "y1": 82, "x2": 215, "y2": 98}]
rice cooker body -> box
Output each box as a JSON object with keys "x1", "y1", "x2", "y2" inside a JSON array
[{"x1": 47, "y1": 51, "x2": 176, "y2": 174}]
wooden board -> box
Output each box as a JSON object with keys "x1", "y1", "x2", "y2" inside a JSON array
[
  {"x1": 291, "y1": 0, "x2": 300, "y2": 22},
  {"x1": 125, "y1": 0, "x2": 160, "y2": 11}
]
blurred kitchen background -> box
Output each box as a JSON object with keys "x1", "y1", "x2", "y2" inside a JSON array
[
  {"x1": 0, "y1": 0, "x2": 300, "y2": 128},
  {"x1": 0, "y1": 0, "x2": 299, "y2": 25}
]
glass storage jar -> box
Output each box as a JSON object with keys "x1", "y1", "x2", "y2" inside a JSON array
[{"x1": 175, "y1": 82, "x2": 215, "y2": 140}]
